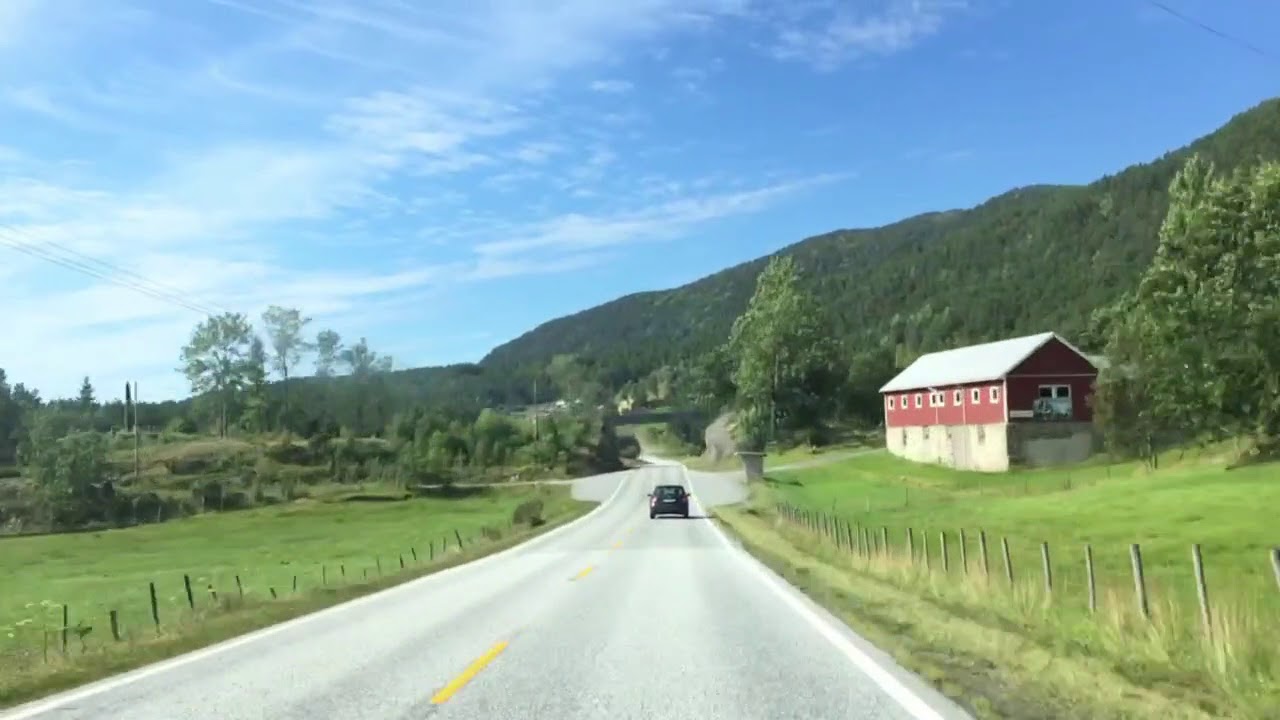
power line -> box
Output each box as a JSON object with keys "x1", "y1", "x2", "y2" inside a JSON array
[
  {"x1": 1141, "y1": 0, "x2": 1277, "y2": 62},
  {"x1": 0, "y1": 228, "x2": 231, "y2": 317},
  {"x1": 0, "y1": 222, "x2": 236, "y2": 315}
]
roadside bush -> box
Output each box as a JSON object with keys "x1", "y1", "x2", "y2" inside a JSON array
[
  {"x1": 253, "y1": 457, "x2": 280, "y2": 485},
  {"x1": 165, "y1": 415, "x2": 198, "y2": 435},
  {"x1": 512, "y1": 498, "x2": 545, "y2": 527},
  {"x1": 265, "y1": 434, "x2": 320, "y2": 465}
]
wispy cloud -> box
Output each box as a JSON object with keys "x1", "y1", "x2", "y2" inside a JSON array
[
  {"x1": 475, "y1": 173, "x2": 850, "y2": 258},
  {"x1": 590, "y1": 78, "x2": 634, "y2": 94},
  {"x1": 765, "y1": 0, "x2": 968, "y2": 71},
  {"x1": 1, "y1": 0, "x2": 956, "y2": 399}
]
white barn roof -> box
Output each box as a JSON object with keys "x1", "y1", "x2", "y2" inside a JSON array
[{"x1": 878, "y1": 332, "x2": 1092, "y2": 394}]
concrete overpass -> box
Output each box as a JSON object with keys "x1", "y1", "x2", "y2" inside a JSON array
[{"x1": 605, "y1": 408, "x2": 708, "y2": 430}]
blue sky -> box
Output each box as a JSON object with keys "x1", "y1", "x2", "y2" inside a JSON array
[{"x1": 0, "y1": 0, "x2": 1277, "y2": 401}]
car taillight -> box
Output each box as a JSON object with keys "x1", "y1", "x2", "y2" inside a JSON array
[{"x1": 649, "y1": 496, "x2": 656, "y2": 506}]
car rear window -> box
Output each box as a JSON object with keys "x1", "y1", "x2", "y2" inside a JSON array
[{"x1": 658, "y1": 486, "x2": 684, "y2": 498}]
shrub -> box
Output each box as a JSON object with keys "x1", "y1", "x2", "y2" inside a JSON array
[{"x1": 512, "y1": 498, "x2": 545, "y2": 527}]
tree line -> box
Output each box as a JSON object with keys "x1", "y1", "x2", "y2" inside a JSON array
[
  {"x1": 0, "y1": 308, "x2": 627, "y2": 535},
  {"x1": 1088, "y1": 155, "x2": 1280, "y2": 465}
]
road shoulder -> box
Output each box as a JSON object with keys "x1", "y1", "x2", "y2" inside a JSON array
[{"x1": 711, "y1": 503, "x2": 1215, "y2": 720}]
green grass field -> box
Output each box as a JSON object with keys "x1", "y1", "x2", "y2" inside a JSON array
[
  {"x1": 716, "y1": 444, "x2": 1280, "y2": 718},
  {"x1": 684, "y1": 441, "x2": 871, "y2": 471},
  {"x1": 761, "y1": 445, "x2": 1280, "y2": 612},
  {"x1": 0, "y1": 484, "x2": 592, "y2": 707}
]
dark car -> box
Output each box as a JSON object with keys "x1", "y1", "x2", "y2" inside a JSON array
[{"x1": 649, "y1": 484, "x2": 690, "y2": 519}]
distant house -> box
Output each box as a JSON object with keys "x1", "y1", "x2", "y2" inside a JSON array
[{"x1": 878, "y1": 332, "x2": 1100, "y2": 472}]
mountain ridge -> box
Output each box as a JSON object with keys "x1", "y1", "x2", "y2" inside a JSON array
[{"x1": 478, "y1": 97, "x2": 1280, "y2": 381}]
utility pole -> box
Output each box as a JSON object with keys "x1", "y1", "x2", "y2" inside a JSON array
[
  {"x1": 133, "y1": 381, "x2": 141, "y2": 481},
  {"x1": 533, "y1": 377, "x2": 539, "y2": 442}
]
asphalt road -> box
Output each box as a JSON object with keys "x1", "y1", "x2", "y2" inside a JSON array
[{"x1": 3, "y1": 461, "x2": 972, "y2": 720}]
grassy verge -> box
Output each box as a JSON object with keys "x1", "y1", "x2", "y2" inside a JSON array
[
  {"x1": 711, "y1": 447, "x2": 1280, "y2": 719},
  {"x1": 684, "y1": 441, "x2": 870, "y2": 472},
  {"x1": 762, "y1": 446, "x2": 1280, "y2": 613},
  {"x1": 0, "y1": 484, "x2": 593, "y2": 709}
]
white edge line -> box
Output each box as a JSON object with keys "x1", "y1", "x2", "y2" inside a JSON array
[
  {"x1": 677, "y1": 462, "x2": 950, "y2": 720},
  {"x1": 1, "y1": 470, "x2": 633, "y2": 720}
]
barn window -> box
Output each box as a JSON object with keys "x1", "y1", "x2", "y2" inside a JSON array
[
  {"x1": 915, "y1": 393, "x2": 922, "y2": 408},
  {"x1": 1035, "y1": 384, "x2": 1073, "y2": 419},
  {"x1": 989, "y1": 386, "x2": 1000, "y2": 403},
  {"x1": 901, "y1": 394, "x2": 908, "y2": 407},
  {"x1": 953, "y1": 389, "x2": 962, "y2": 405},
  {"x1": 1037, "y1": 384, "x2": 1071, "y2": 399},
  {"x1": 971, "y1": 388, "x2": 980, "y2": 403},
  {"x1": 887, "y1": 396, "x2": 895, "y2": 410}
]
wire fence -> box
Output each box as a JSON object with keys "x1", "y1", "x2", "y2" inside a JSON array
[
  {"x1": 775, "y1": 500, "x2": 1280, "y2": 627},
  {"x1": 0, "y1": 521, "x2": 517, "y2": 674}
]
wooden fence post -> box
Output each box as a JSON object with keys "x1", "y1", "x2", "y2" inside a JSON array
[
  {"x1": 923, "y1": 532, "x2": 931, "y2": 571},
  {"x1": 846, "y1": 524, "x2": 855, "y2": 554},
  {"x1": 979, "y1": 531, "x2": 990, "y2": 578},
  {"x1": 940, "y1": 531, "x2": 950, "y2": 573},
  {"x1": 1192, "y1": 544, "x2": 1212, "y2": 640},
  {"x1": 411, "y1": 547, "x2": 418, "y2": 563},
  {"x1": 880, "y1": 527, "x2": 888, "y2": 557},
  {"x1": 292, "y1": 575, "x2": 298, "y2": 592},
  {"x1": 907, "y1": 528, "x2": 916, "y2": 563},
  {"x1": 1130, "y1": 543, "x2": 1150, "y2": 620},
  {"x1": 1271, "y1": 547, "x2": 1280, "y2": 592},
  {"x1": 322, "y1": 566, "x2": 327, "y2": 586},
  {"x1": 109, "y1": 610, "x2": 120, "y2": 641},
  {"x1": 1085, "y1": 544, "x2": 1097, "y2": 614},
  {"x1": 183, "y1": 574, "x2": 194, "y2": 609},
  {"x1": 376, "y1": 557, "x2": 382, "y2": 575},
  {"x1": 1041, "y1": 542, "x2": 1053, "y2": 596},
  {"x1": 1001, "y1": 537, "x2": 1014, "y2": 586},
  {"x1": 455, "y1": 529, "x2": 464, "y2": 548},
  {"x1": 270, "y1": 587, "x2": 277, "y2": 599},
  {"x1": 399, "y1": 554, "x2": 405, "y2": 570},
  {"x1": 959, "y1": 529, "x2": 968, "y2": 574},
  {"x1": 61, "y1": 605, "x2": 68, "y2": 655},
  {"x1": 149, "y1": 581, "x2": 160, "y2": 632},
  {"x1": 235, "y1": 575, "x2": 244, "y2": 599}
]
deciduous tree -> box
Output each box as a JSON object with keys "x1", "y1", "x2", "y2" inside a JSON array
[
  {"x1": 261, "y1": 305, "x2": 312, "y2": 423},
  {"x1": 727, "y1": 256, "x2": 840, "y2": 444},
  {"x1": 179, "y1": 313, "x2": 255, "y2": 437},
  {"x1": 314, "y1": 329, "x2": 343, "y2": 378}
]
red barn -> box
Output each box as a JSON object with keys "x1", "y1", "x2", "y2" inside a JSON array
[{"x1": 879, "y1": 332, "x2": 1100, "y2": 472}]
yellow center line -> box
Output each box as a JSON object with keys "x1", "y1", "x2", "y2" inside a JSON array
[
  {"x1": 430, "y1": 641, "x2": 509, "y2": 704},
  {"x1": 572, "y1": 565, "x2": 595, "y2": 580}
]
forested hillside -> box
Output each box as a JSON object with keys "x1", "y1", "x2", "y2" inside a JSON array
[{"x1": 482, "y1": 98, "x2": 1280, "y2": 376}]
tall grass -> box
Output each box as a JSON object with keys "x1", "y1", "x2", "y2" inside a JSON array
[{"x1": 769, "y1": 504, "x2": 1280, "y2": 718}]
